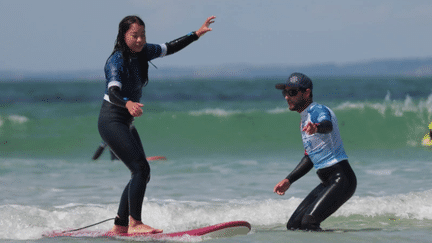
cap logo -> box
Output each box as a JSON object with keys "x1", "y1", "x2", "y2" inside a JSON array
[{"x1": 290, "y1": 76, "x2": 299, "y2": 84}]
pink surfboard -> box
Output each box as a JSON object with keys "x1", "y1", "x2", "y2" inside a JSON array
[
  {"x1": 44, "y1": 220, "x2": 251, "y2": 240},
  {"x1": 146, "y1": 156, "x2": 167, "y2": 161}
]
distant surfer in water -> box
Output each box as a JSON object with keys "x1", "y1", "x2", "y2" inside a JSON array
[
  {"x1": 98, "y1": 15, "x2": 215, "y2": 235},
  {"x1": 92, "y1": 139, "x2": 167, "y2": 161},
  {"x1": 273, "y1": 73, "x2": 357, "y2": 231},
  {"x1": 422, "y1": 122, "x2": 432, "y2": 146},
  {"x1": 92, "y1": 141, "x2": 119, "y2": 160}
]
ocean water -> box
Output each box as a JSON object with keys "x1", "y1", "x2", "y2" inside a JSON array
[{"x1": 0, "y1": 76, "x2": 431, "y2": 242}]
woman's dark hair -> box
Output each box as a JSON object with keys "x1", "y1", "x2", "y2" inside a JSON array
[{"x1": 111, "y1": 15, "x2": 148, "y2": 83}]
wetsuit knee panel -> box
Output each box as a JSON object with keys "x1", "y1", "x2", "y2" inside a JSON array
[
  {"x1": 286, "y1": 220, "x2": 300, "y2": 231},
  {"x1": 301, "y1": 215, "x2": 321, "y2": 231},
  {"x1": 129, "y1": 159, "x2": 151, "y2": 179}
]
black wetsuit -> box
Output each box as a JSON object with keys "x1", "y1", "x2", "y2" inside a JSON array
[
  {"x1": 98, "y1": 32, "x2": 199, "y2": 227},
  {"x1": 285, "y1": 157, "x2": 356, "y2": 231}
]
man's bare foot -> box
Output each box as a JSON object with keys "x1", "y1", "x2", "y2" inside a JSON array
[
  {"x1": 108, "y1": 225, "x2": 128, "y2": 235},
  {"x1": 128, "y1": 216, "x2": 163, "y2": 234}
]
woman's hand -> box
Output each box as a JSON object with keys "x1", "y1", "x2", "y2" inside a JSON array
[
  {"x1": 195, "y1": 16, "x2": 216, "y2": 37},
  {"x1": 126, "y1": 101, "x2": 144, "y2": 117}
]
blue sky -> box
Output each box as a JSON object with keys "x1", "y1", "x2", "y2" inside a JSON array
[{"x1": 1, "y1": 0, "x2": 432, "y2": 72}]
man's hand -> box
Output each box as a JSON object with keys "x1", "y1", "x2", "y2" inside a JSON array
[
  {"x1": 302, "y1": 121, "x2": 318, "y2": 135},
  {"x1": 274, "y1": 179, "x2": 291, "y2": 196}
]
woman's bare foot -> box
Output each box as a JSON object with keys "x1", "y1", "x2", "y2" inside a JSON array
[
  {"x1": 108, "y1": 225, "x2": 128, "y2": 235},
  {"x1": 128, "y1": 216, "x2": 163, "y2": 234}
]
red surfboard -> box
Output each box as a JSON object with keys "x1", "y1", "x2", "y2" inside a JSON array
[{"x1": 44, "y1": 221, "x2": 251, "y2": 240}]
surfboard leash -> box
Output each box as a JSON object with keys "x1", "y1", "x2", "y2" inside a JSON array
[{"x1": 62, "y1": 218, "x2": 115, "y2": 233}]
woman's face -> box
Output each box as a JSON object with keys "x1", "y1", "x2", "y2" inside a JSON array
[{"x1": 125, "y1": 23, "x2": 146, "y2": 53}]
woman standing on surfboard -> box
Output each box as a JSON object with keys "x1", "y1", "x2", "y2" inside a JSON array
[
  {"x1": 98, "y1": 15, "x2": 215, "y2": 235},
  {"x1": 273, "y1": 73, "x2": 357, "y2": 231}
]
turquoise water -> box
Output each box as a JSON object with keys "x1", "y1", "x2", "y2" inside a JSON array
[{"x1": 0, "y1": 77, "x2": 431, "y2": 242}]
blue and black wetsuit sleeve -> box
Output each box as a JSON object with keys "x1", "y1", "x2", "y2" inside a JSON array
[
  {"x1": 108, "y1": 86, "x2": 128, "y2": 107},
  {"x1": 146, "y1": 32, "x2": 199, "y2": 61},
  {"x1": 104, "y1": 52, "x2": 129, "y2": 107},
  {"x1": 285, "y1": 155, "x2": 314, "y2": 184},
  {"x1": 165, "y1": 32, "x2": 199, "y2": 55}
]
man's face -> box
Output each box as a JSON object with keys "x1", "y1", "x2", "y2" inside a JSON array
[{"x1": 282, "y1": 87, "x2": 310, "y2": 113}]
